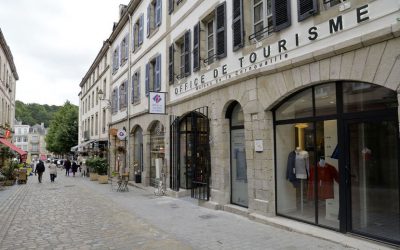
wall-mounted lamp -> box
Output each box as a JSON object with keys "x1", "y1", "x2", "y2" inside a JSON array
[{"x1": 97, "y1": 89, "x2": 111, "y2": 109}]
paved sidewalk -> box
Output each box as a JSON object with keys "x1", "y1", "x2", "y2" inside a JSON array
[{"x1": 0, "y1": 173, "x2": 394, "y2": 249}]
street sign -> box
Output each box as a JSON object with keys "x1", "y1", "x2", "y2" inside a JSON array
[{"x1": 117, "y1": 129, "x2": 127, "y2": 140}]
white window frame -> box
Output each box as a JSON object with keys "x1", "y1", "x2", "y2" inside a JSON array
[
  {"x1": 252, "y1": 0, "x2": 273, "y2": 40},
  {"x1": 207, "y1": 19, "x2": 215, "y2": 65}
]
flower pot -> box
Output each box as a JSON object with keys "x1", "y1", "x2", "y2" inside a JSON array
[
  {"x1": 98, "y1": 175, "x2": 108, "y2": 184},
  {"x1": 135, "y1": 174, "x2": 141, "y2": 183},
  {"x1": 89, "y1": 173, "x2": 98, "y2": 181}
]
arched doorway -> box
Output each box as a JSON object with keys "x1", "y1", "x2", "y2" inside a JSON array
[
  {"x1": 226, "y1": 101, "x2": 248, "y2": 207},
  {"x1": 149, "y1": 121, "x2": 165, "y2": 187},
  {"x1": 170, "y1": 106, "x2": 210, "y2": 200},
  {"x1": 274, "y1": 81, "x2": 399, "y2": 244},
  {"x1": 133, "y1": 127, "x2": 143, "y2": 182}
]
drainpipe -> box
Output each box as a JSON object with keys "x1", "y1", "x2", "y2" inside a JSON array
[{"x1": 127, "y1": 14, "x2": 132, "y2": 177}]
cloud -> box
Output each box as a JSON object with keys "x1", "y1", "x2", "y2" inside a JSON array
[{"x1": 0, "y1": 0, "x2": 127, "y2": 106}]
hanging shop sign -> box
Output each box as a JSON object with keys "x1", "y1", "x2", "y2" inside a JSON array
[
  {"x1": 117, "y1": 129, "x2": 127, "y2": 140},
  {"x1": 170, "y1": 2, "x2": 397, "y2": 102},
  {"x1": 149, "y1": 92, "x2": 166, "y2": 114}
]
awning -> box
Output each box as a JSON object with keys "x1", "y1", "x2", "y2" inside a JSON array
[
  {"x1": 77, "y1": 139, "x2": 95, "y2": 152},
  {"x1": 70, "y1": 145, "x2": 79, "y2": 152},
  {"x1": 0, "y1": 138, "x2": 27, "y2": 156}
]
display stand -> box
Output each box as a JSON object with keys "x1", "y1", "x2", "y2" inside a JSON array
[{"x1": 300, "y1": 180, "x2": 304, "y2": 213}]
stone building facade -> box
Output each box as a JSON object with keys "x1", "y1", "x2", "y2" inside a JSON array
[
  {"x1": 80, "y1": 0, "x2": 400, "y2": 246},
  {"x1": 0, "y1": 28, "x2": 18, "y2": 138}
]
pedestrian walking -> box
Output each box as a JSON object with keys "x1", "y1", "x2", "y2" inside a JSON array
[
  {"x1": 71, "y1": 161, "x2": 78, "y2": 177},
  {"x1": 35, "y1": 160, "x2": 45, "y2": 183},
  {"x1": 81, "y1": 157, "x2": 87, "y2": 178},
  {"x1": 64, "y1": 158, "x2": 71, "y2": 176},
  {"x1": 49, "y1": 160, "x2": 57, "y2": 182}
]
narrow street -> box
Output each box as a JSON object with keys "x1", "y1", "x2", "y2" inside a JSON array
[{"x1": 0, "y1": 171, "x2": 359, "y2": 250}]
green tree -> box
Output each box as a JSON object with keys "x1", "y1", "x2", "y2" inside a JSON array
[
  {"x1": 15, "y1": 100, "x2": 60, "y2": 127},
  {"x1": 45, "y1": 101, "x2": 78, "y2": 155}
]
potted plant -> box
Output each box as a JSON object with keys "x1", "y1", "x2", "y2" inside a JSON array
[
  {"x1": 86, "y1": 157, "x2": 98, "y2": 181},
  {"x1": 115, "y1": 146, "x2": 126, "y2": 154},
  {"x1": 1, "y1": 161, "x2": 17, "y2": 186},
  {"x1": 94, "y1": 158, "x2": 109, "y2": 184}
]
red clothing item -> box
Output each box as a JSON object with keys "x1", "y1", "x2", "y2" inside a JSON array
[{"x1": 307, "y1": 163, "x2": 339, "y2": 200}]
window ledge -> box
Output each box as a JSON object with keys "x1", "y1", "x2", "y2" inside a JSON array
[{"x1": 148, "y1": 27, "x2": 160, "y2": 39}]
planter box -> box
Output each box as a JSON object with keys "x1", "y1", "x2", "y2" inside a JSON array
[
  {"x1": 98, "y1": 175, "x2": 108, "y2": 184},
  {"x1": 89, "y1": 173, "x2": 98, "y2": 181},
  {"x1": 3, "y1": 179, "x2": 15, "y2": 186}
]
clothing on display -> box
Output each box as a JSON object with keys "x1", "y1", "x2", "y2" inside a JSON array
[
  {"x1": 307, "y1": 162, "x2": 339, "y2": 200},
  {"x1": 286, "y1": 148, "x2": 310, "y2": 187}
]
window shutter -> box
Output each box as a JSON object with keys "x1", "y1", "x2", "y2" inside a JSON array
[
  {"x1": 298, "y1": 0, "x2": 318, "y2": 21},
  {"x1": 117, "y1": 46, "x2": 120, "y2": 68},
  {"x1": 155, "y1": 55, "x2": 161, "y2": 91},
  {"x1": 145, "y1": 63, "x2": 150, "y2": 96},
  {"x1": 215, "y1": 2, "x2": 226, "y2": 59},
  {"x1": 132, "y1": 24, "x2": 137, "y2": 51},
  {"x1": 125, "y1": 35, "x2": 129, "y2": 59},
  {"x1": 131, "y1": 74, "x2": 137, "y2": 103},
  {"x1": 156, "y1": 0, "x2": 162, "y2": 27},
  {"x1": 139, "y1": 14, "x2": 144, "y2": 45},
  {"x1": 184, "y1": 30, "x2": 191, "y2": 76},
  {"x1": 193, "y1": 22, "x2": 200, "y2": 72},
  {"x1": 169, "y1": 44, "x2": 174, "y2": 84},
  {"x1": 119, "y1": 85, "x2": 122, "y2": 110},
  {"x1": 136, "y1": 71, "x2": 141, "y2": 102},
  {"x1": 168, "y1": 0, "x2": 174, "y2": 14},
  {"x1": 124, "y1": 81, "x2": 127, "y2": 107},
  {"x1": 147, "y1": 4, "x2": 151, "y2": 37},
  {"x1": 272, "y1": 0, "x2": 291, "y2": 32},
  {"x1": 232, "y1": 0, "x2": 244, "y2": 51}
]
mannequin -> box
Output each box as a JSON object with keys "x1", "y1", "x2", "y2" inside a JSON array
[
  {"x1": 294, "y1": 147, "x2": 309, "y2": 213},
  {"x1": 319, "y1": 157, "x2": 325, "y2": 167},
  {"x1": 294, "y1": 147, "x2": 309, "y2": 179}
]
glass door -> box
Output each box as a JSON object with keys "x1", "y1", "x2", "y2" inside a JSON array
[{"x1": 346, "y1": 119, "x2": 400, "y2": 243}]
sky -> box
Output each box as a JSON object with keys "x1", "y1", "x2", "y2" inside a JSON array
[{"x1": 0, "y1": 0, "x2": 129, "y2": 106}]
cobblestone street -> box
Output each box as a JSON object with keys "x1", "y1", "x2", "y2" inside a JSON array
[{"x1": 0, "y1": 172, "x2": 387, "y2": 250}]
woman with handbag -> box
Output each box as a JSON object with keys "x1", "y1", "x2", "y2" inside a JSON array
[{"x1": 49, "y1": 160, "x2": 57, "y2": 183}]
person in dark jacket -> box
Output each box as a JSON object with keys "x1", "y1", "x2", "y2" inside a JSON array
[
  {"x1": 64, "y1": 159, "x2": 71, "y2": 176},
  {"x1": 71, "y1": 161, "x2": 78, "y2": 177},
  {"x1": 35, "y1": 160, "x2": 45, "y2": 183}
]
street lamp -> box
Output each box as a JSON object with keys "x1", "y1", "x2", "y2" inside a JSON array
[{"x1": 97, "y1": 89, "x2": 111, "y2": 108}]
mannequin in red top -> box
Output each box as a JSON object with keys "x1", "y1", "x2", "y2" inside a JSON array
[{"x1": 307, "y1": 158, "x2": 339, "y2": 200}]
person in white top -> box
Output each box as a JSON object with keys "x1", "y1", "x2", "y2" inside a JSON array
[
  {"x1": 49, "y1": 160, "x2": 57, "y2": 183},
  {"x1": 80, "y1": 155, "x2": 87, "y2": 178}
]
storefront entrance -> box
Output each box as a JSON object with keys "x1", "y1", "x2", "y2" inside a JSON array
[
  {"x1": 170, "y1": 107, "x2": 210, "y2": 200},
  {"x1": 227, "y1": 101, "x2": 248, "y2": 207},
  {"x1": 274, "y1": 82, "x2": 399, "y2": 244}
]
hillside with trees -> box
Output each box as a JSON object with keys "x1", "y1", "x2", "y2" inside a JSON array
[
  {"x1": 45, "y1": 101, "x2": 78, "y2": 155},
  {"x1": 15, "y1": 101, "x2": 60, "y2": 127}
]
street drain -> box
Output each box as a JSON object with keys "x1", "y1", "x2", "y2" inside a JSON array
[{"x1": 199, "y1": 214, "x2": 217, "y2": 219}]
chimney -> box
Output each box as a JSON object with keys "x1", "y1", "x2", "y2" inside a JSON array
[{"x1": 119, "y1": 4, "x2": 128, "y2": 19}]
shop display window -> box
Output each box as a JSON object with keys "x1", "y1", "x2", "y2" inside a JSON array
[{"x1": 274, "y1": 82, "x2": 400, "y2": 242}]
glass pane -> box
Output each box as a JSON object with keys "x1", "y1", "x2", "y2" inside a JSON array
[
  {"x1": 208, "y1": 36, "x2": 214, "y2": 50},
  {"x1": 349, "y1": 120, "x2": 399, "y2": 242},
  {"x1": 315, "y1": 120, "x2": 340, "y2": 229},
  {"x1": 276, "y1": 89, "x2": 313, "y2": 120},
  {"x1": 231, "y1": 129, "x2": 248, "y2": 207},
  {"x1": 231, "y1": 104, "x2": 244, "y2": 127},
  {"x1": 343, "y1": 82, "x2": 397, "y2": 113},
  {"x1": 315, "y1": 83, "x2": 337, "y2": 116},
  {"x1": 276, "y1": 123, "x2": 315, "y2": 223},
  {"x1": 254, "y1": 4, "x2": 263, "y2": 23}
]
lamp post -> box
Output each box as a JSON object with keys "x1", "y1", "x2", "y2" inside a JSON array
[{"x1": 97, "y1": 89, "x2": 111, "y2": 175}]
